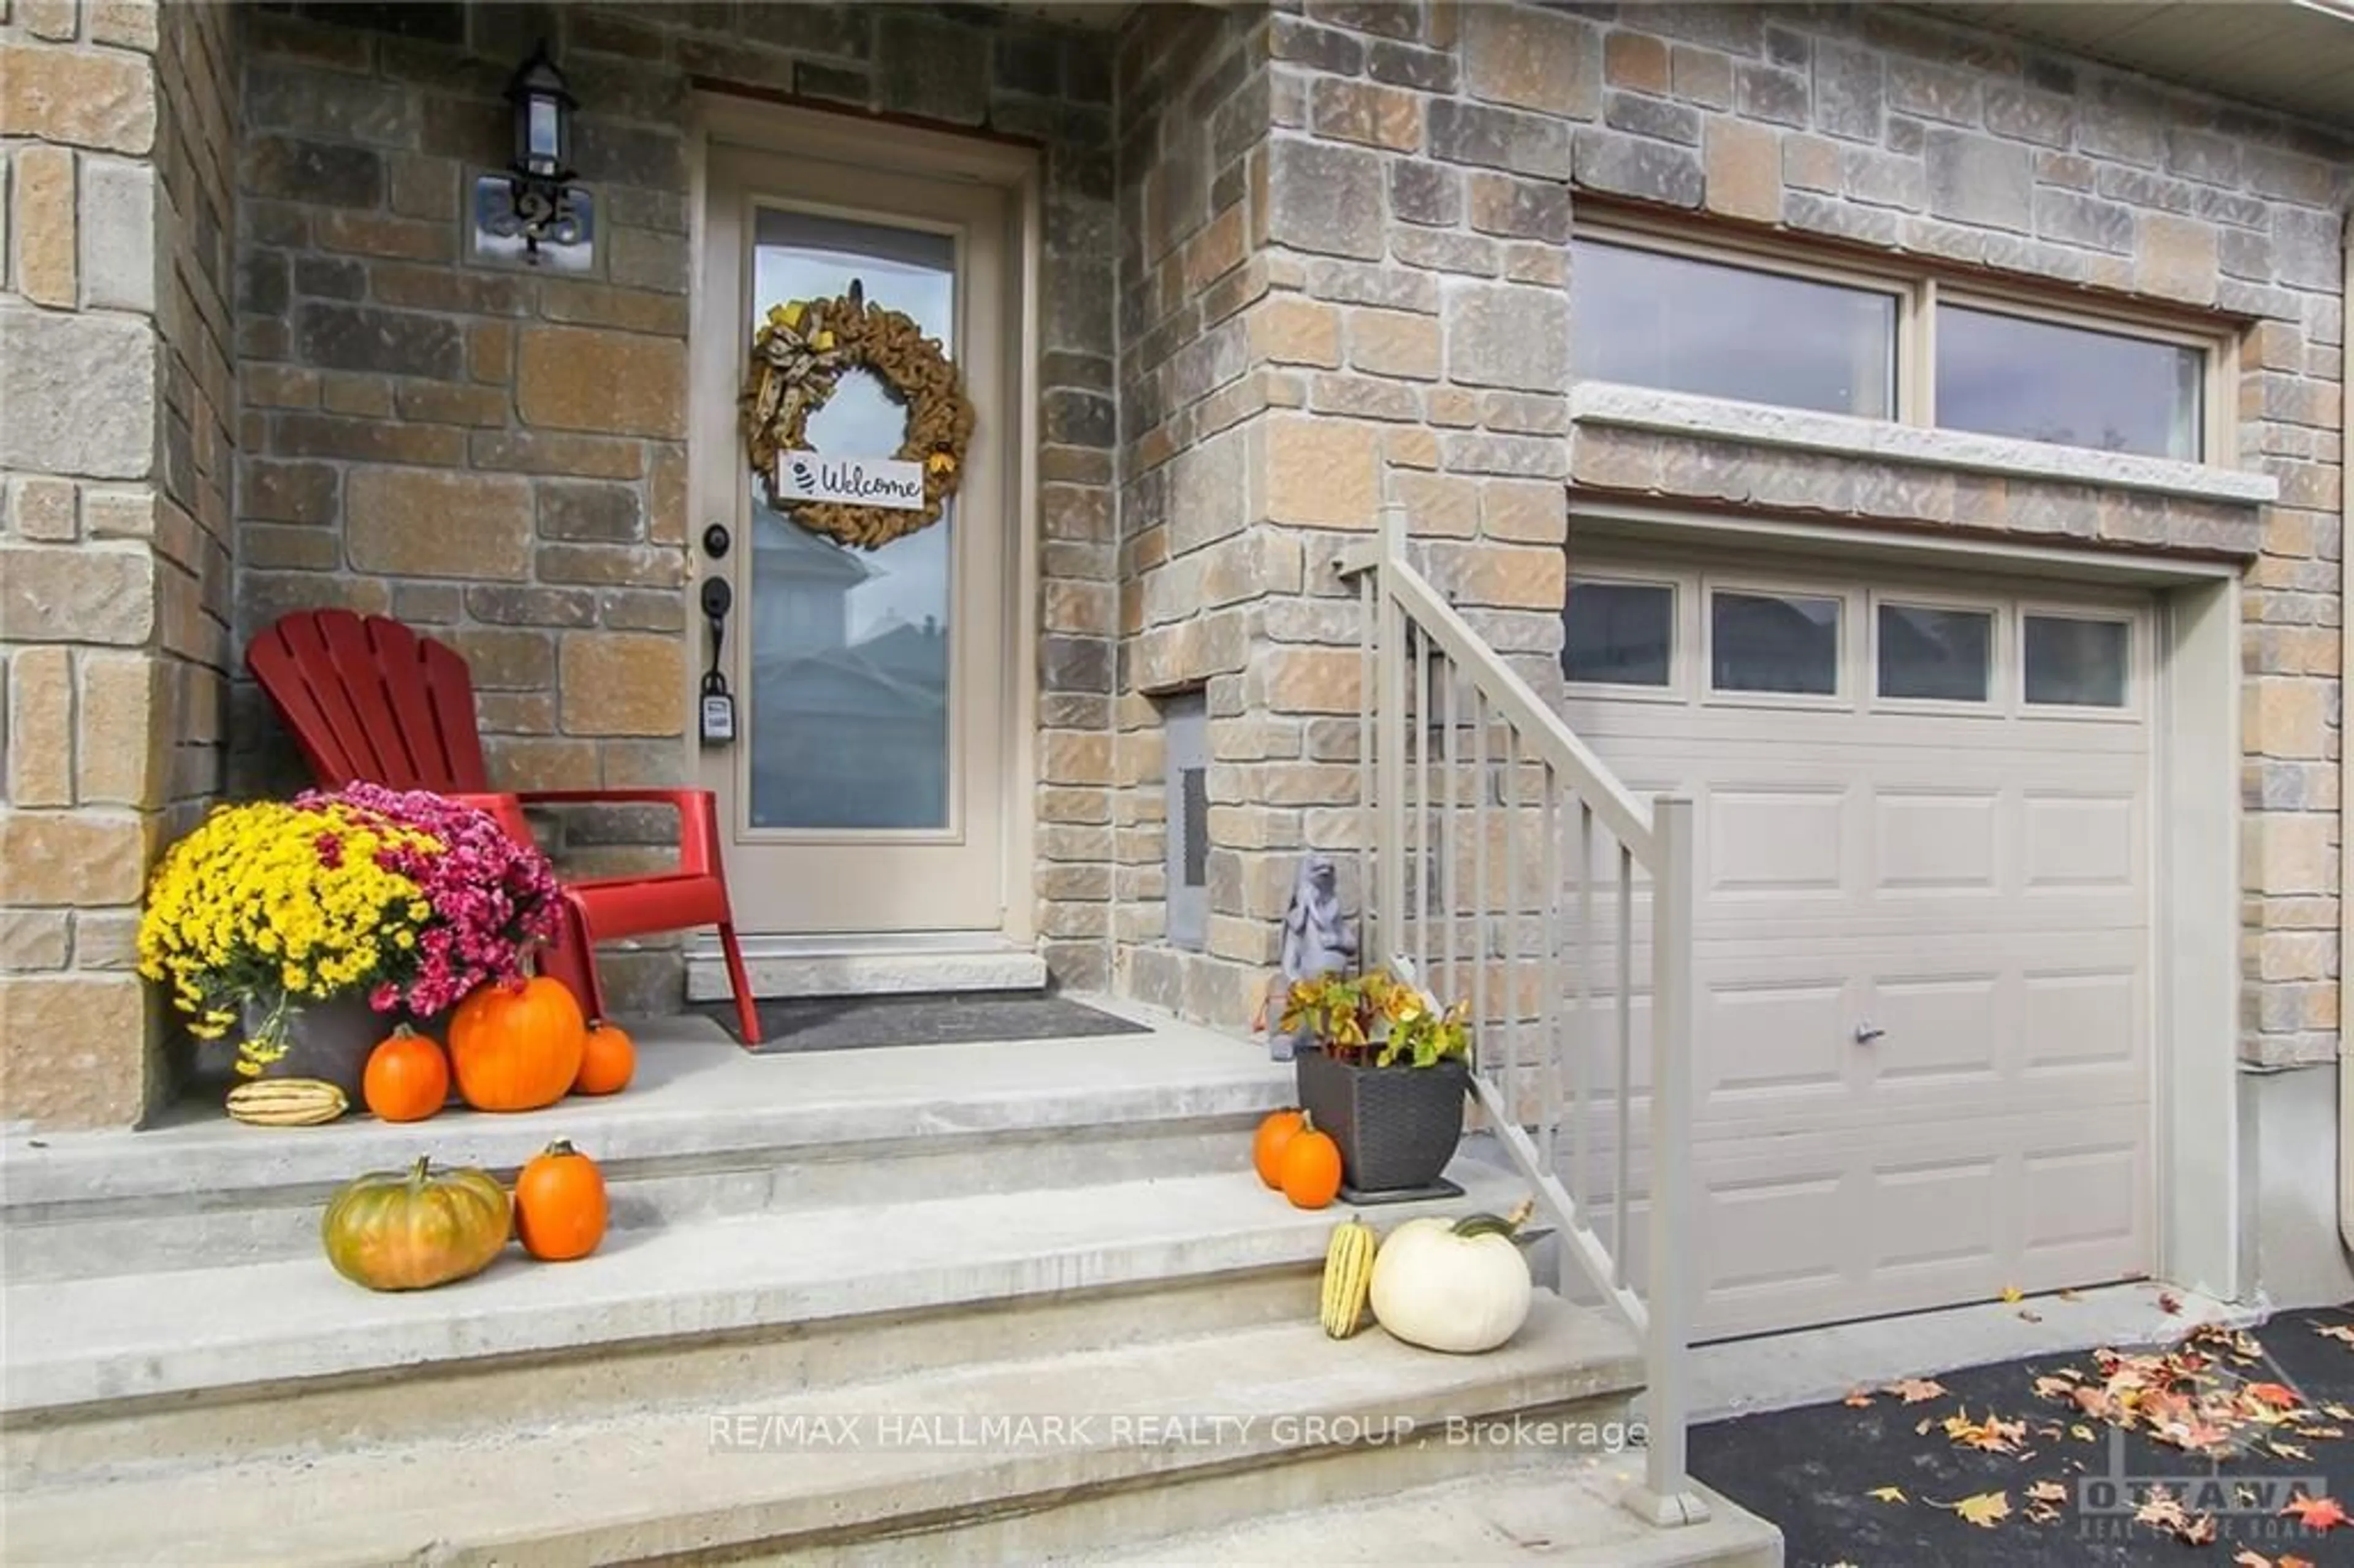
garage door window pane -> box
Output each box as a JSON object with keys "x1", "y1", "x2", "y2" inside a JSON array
[
  {"x1": 1564, "y1": 580, "x2": 1673, "y2": 686},
  {"x1": 1712, "y1": 591, "x2": 1840, "y2": 695},
  {"x1": 1571, "y1": 241, "x2": 1897, "y2": 418},
  {"x1": 1937, "y1": 305, "x2": 2203, "y2": 460},
  {"x1": 1878, "y1": 604, "x2": 1991, "y2": 701},
  {"x1": 2024, "y1": 615, "x2": 2129, "y2": 707}
]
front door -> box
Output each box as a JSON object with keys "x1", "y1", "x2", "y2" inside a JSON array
[{"x1": 696, "y1": 136, "x2": 1018, "y2": 935}]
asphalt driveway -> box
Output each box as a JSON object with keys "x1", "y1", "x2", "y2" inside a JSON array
[{"x1": 1691, "y1": 1304, "x2": 2354, "y2": 1567}]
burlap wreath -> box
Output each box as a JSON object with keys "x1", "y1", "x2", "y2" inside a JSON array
[{"x1": 738, "y1": 282, "x2": 975, "y2": 550}]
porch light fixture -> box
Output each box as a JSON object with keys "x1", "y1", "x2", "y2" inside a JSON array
[{"x1": 491, "y1": 42, "x2": 579, "y2": 264}]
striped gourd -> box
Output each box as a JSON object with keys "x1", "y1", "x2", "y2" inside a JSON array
[
  {"x1": 225, "y1": 1078, "x2": 349, "y2": 1127},
  {"x1": 1320, "y1": 1216, "x2": 1378, "y2": 1339}
]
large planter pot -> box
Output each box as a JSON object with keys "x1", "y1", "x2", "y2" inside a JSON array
[
  {"x1": 188, "y1": 994, "x2": 390, "y2": 1102},
  {"x1": 1294, "y1": 1048, "x2": 1469, "y2": 1197}
]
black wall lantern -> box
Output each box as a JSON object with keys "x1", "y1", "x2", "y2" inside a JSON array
[{"x1": 490, "y1": 42, "x2": 581, "y2": 264}]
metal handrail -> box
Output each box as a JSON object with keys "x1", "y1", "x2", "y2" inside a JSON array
[{"x1": 1340, "y1": 503, "x2": 1707, "y2": 1528}]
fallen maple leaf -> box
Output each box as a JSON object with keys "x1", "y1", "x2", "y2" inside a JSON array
[
  {"x1": 2231, "y1": 1550, "x2": 2270, "y2": 1568},
  {"x1": 1885, "y1": 1377, "x2": 1948, "y2": 1404},
  {"x1": 2158, "y1": 1290, "x2": 2184, "y2": 1315},
  {"x1": 2027, "y1": 1480, "x2": 2068, "y2": 1504},
  {"x1": 1843, "y1": 1387, "x2": 1875, "y2": 1407},
  {"x1": 2293, "y1": 1424, "x2": 2344, "y2": 1439},
  {"x1": 1867, "y1": 1485, "x2": 1906, "y2": 1504},
  {"x1": 2280, "y1": 1492, "x2": 2350, "y2": 1531},
  {"x1": 2001, "y1": 1285, "x2": 2024, "y2": 1303},
  {"x1": 2269, "y1": 1441, "x2": 2314, "y2": 1462},
  {"x1": 2070, "y1": 1423, "x2": 2097, "y2": 1442},
  {"x1": 2326, "y1": 1402, "x2": 2354, "y2": 1421},
  {"x1": 2281, "y1": 1557, "x2": 2317, "y2": 1568},
  {"x1": 2181, "y1": 1513, "x2": 2218, "y2": 1546},
  {"x1": 2137, "y1": 1486, "x2": 2188, "y2": 1532},
  {"x1": 1938, "y1": 1490, "x2": 2011, "y2": 1528},
  {"x1": 1914, "y1": 1416, "x2": 1935, "y2": 1436},
  {"x1": 2250, "y1": 1382, "x2": 2305, "y2": 1410},
  {"x1": 2312, "y1": 1322, "x2": 2354, "y2": 1346},
  {"x1": 2059, "y1": 1287, "x2": 2082, "y2": 1302}
]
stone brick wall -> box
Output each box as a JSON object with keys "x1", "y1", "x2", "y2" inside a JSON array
[
  {"x1": 1102, "y1": 0, "x2": 2348, "y2": 1065},
  {"x1": 228, "y1": 2, "x2": 1116, "y2": 1006},
  {"x1": 0, "y1": 0, "x2": 238, "y2": 1128}
]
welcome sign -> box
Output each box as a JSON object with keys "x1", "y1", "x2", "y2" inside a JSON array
[{"x1": 775, "y1": 452, "x2": 925, "y2": 512}]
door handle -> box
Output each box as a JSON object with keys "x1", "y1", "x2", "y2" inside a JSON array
[
  {"x1": 698, "y1": 577, "x2": 735, "y2": 747},
  {"x1": 1854, "y1": 1022, "x2": 1886, "y2": 1045}
]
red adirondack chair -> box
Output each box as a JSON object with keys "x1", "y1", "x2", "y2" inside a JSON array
[{"x1": 247, "y1": 609, "x2": 762, "y2": 1046}]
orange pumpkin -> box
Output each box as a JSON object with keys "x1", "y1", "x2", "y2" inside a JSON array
[
  {"x1": 572, "y1": 1020, "x2": 635, "y2": 1097},
  {"x1": 448, "y1": 975, "x2": 585, "y2": 1113},
  {"x1": 362, "y1": 1025, "x2": 449, "y2": 1123},
  {"x1": 1252, "y1": 1108, "x2": 1306, "y2": 1190},
  {"x1": 1279, "y1": 1119, "x2": 1344, "y2": 1211},
  {"x1": 514, "y1": 1140, "x2": 608, "y2": 1262}
]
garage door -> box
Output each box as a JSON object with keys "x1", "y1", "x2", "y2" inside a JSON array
[{"x1": 1560, "y1": 548, "x2": 2157, "y2": 1341}]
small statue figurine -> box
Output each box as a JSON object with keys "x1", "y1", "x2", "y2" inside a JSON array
[{"x1": 1270, "y1": 853, "x2": 1359, "y2": 1062}]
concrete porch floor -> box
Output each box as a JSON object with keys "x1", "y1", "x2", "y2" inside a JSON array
[{"x1": 2, "y1": 994, "x2": 1289, "y2": 1203}]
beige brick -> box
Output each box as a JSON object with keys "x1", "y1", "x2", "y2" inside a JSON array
[
  {"x1": 0, "y1": 809, "x2": 146, "y2": 905},
  {"x1": 75, "y1": 649, "x2": 164, "y2": 807},
  {"x1": 1265, "y1": 415, "x2": 1380, "y2": 529},
  {"x1": 395, "y1": 379, "x2": 511, "y2": 427},
  {"x1": 649, "y1": 444, "x2": 688, "y2": 547},
  {"x1": 88, "y1": 0, "x2": 159, "y2": 50},
  {"x1": 347, "y1": 468, "x2": 532, "y2": 580},
  {"x1": 1425, "y1": 541, "x2": 1566, "y2": 609},
  {"x1": 2250, "y1": 813, "x2": 2333, "y2": 897},
  {"x1": 1348, "y1": 308, "x2": 1441, "y2": 381},
  {"x1": 1249, "y1": 296, "x2": 1343, "y2": 369},
  {"x1": 16, "y1": 143, "x2": 76, "y2": 308},
  {"x1": 1783, "y1": 132, "x2": 1842, "y2": 194},
  {"x1": 519, "y1": 327, "x2": 687, "y2": 440},
  {"x1": 0, "y1": 544, "x2": 153, "y2": 645},
  {"x1": 0, "y1": 908, "x2": 70, "y2": 970},
  {"x1": 483, "y1": 736, "x2": 601, "y2": 791},
  {"x1": 1396, "y1": 470, "x2": 1479, "y2": 538},
  {"x1": 2246, "y1": 677, "x2": 2330, "y2": 760},
  {"x1": 72, "y1": 907, "x2": 139, "y2": 968},
  {"x1": 1604, "y1": 29, "x2": 1670, "y2": 93},
  {"x1": 21, "y1": 1, "x2": 80, "y2": 42},
  {"x1": 1043, "y1": 731, "x2": 1114, "y2": 787},
  {"x1": 0, "y1": 972, "x2": 153, "y2": 1128},
  {"x1": 314, "y1": 210, "x2": 451, "y2": 263},
  {"x1": 1705, "y1": 118, "x2": 1781, "y2": 224},
  {"x1": 1482, "y1": 478, "x2": 1567, "y2": 542},
  {"x1": 470, "y1": 321, "x2": 516, "y2": 385},
  {"x1": 1258, "y1": 647, "x2": 1362, "y2": 715},
  {"x1": 1182, "y1": 205, "x2": 1247, "y2": 293},
  {"x1": 80, "y1": 487, "x2": 152, "y2": 539},
  {"x1": 319, "y1": 373, "x2": 392, "y2": 419},
  {"x1": 243, "y1": 363, "x2": 319, "y2": 409},
  {"x1": 0, "y1": 41, "x2": 154, "y2": 153},
  {"x1": 558, "y1": 632, "x2": 685, "y2": 737},
  {"x1": 9, "y1": 476, "x2": 77, "y2": 542},
  {"x1": 1311, "y1": 77, "x2": 1424, "y2": 153},
  {"x1": 1385, "y1": 427, "x2": 1441, "y2": 470},
  {"x1": 7, "y1": 646, "x2": 74, "y2": 806},
  {"x1": 1462, "y1": 4, "x2": 1599, "y2": 118},
  {"x1": 2136, "y1": 214, "x2": 2219, "y2": 306}
]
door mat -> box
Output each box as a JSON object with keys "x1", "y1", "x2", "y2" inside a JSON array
[{"x1": 701, "y1": 992, "x2": 1152, "y2": 1053}]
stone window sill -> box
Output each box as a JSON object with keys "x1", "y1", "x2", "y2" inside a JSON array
[{"x1": 1570, "y1": 383, "x2": 2278, "y2": 509}]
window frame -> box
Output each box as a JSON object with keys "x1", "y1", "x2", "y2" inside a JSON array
[
  {"x1": 1699, "y1": 576, "x2": 1857, "y2": 712},
  {"x1": 1573, "y1": 216, "x2": 2240, "y2": 467},
  {"x1": 1560, "y1": 572, "x2": 1686, "y2": 701},
  {"x1": 2016, "y1": 604, "x2": 2144, "y2": 722},
  {"x1": 1867, "y1": 588, "x2": 2007, "y2": 717}
]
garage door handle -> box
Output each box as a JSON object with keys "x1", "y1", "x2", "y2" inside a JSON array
[{"x1": 1854, "y1": 1023, "x2": 1886, "y2": 1045}]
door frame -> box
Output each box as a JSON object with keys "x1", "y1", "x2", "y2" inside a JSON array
[
  {"x1": 686, "y1": 94, "x2": 1044, "y2": 943},
  {"x1": 1567, "y1": 497, "x2": 2245, "y2": 1309}
]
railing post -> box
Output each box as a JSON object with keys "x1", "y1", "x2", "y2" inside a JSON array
[
  {"x1": 1626, "y1": 794, "x2": 1708, "y2": 1528},
  {"x1": 1375, "y1": 503, "x2": 1407, "y2": 964}
]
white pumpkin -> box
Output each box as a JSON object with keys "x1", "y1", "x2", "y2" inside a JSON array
[{"x1": 1368, "y1": 1202, "x2": 1534, "y2": 1354}]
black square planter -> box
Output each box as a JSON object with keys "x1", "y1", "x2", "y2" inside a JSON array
[{"x1": 1294, "y1": 1048, "x2": 1469, "y2": 1200}]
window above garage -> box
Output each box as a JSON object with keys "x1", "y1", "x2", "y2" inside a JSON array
[{"x1": 1570, "y1": 224, "x2": 2230, "y2": 465}]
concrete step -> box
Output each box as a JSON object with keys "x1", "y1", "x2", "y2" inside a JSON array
[
  {"x1": 1066, "y1": 1460, "x2": 1782, "y2": 1567},
  {"x1": 1, "y1": 1295, "x2": 1645, "y2": 1567},
  {"x1": 0, "y1": 1020, "x2": 1293, "y2": 1281},
  {"x1": 687, "y1": 932, "x2": 1048, "y2": 1000},
  {"x1": 4, "y1": 1160, "x2": 1535, "y2": 1477}
]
